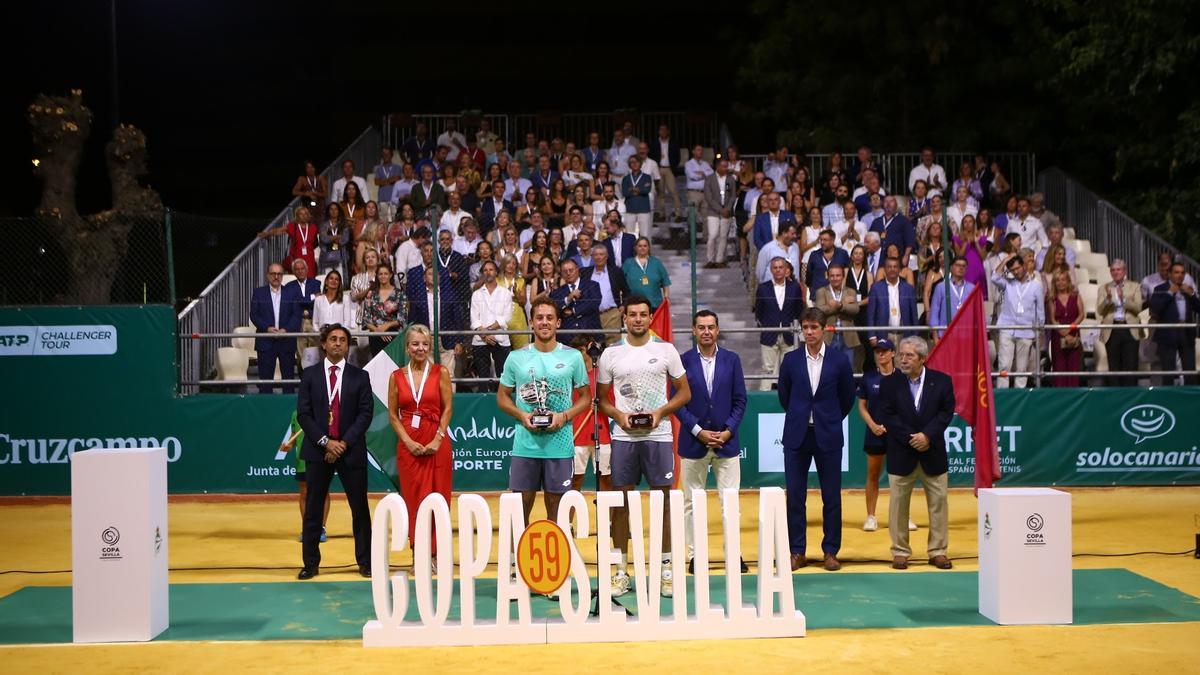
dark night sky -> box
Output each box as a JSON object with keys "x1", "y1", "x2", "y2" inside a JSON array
[{"x1": 6, "y1": 1, "x2": 748, "y2": 219}]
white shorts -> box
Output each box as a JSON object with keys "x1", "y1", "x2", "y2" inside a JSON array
[{"x1": 573, "y1": 443, "x2": 612, "y2": 476}]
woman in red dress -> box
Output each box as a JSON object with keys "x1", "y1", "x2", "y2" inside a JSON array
[
  {"x1": 257, "y1": 204, "x2": 319, "y2": 275},
  {"x1": 387, "y1": 324, "x2": 454, "y2": 559}
]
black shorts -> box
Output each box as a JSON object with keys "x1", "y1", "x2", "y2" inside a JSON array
[{"x1": 863, "y1": 443, "x2": 886, "y2": 457}]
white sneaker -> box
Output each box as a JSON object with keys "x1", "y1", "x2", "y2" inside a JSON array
[
  {"x1": 611, "y1": 572, "x2": 631, "y2": 597},
  {"x1": 863, "y1": 515, "x2": 878, "y2": 531},
  {"x1": 908, "y1": 519, "x2": 919, "y2": 531},
  {"x1": 661, "y1": 567, "x2": 674, "y2": 598}
]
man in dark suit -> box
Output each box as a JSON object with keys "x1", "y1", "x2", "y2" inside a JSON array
[
  {"x1": 804, "y1": 229, "x2": 852, "y2": 301},
  {"x1": 676, "y1": 310, "x2": 747, "y2": 572},
  {"x1": 1148, "y1": 262, "x2": 1200, "y2": 384},
  {"x1": 752, "y1": 191, "x2": 798, "y2": 250},
  {"x1": 550, "y1": 258, "x2": 601, "y2": 340},
  {"x1": 580, "y1": 245, "x2": 630, "y2": 344},
  {"x1": 296, "y1": 324, "x2": 374, "y2": 579},
  {"x1": 754, "y1": 256, "x2": 805, "y2": 391},
  {"x1": 478, "y1": 180, "x2": 513, "y2": 235},
  {"x1": 250, "y1": 262, "x2": 302, "y2": 393},
  {"x1": 646, "y1": 124, "x2": 683, "y2": 222},
  {"x1": 408, "y1": 163, "x2": 447, "y2": 220},
  {"x1": 866, "y1": 256, "x2": 919, "y2": 347},
  {"x1": 868, "y1": 196, "x2": 917, "y2": 266},
  {"x1": 407, "y1": 264, "x2": 467, "y2": 377},
  {"x1": 530, "y1": 155, "x2": 559, "y2": 194},
  {"x1": 777, "y1": 307, "x2": 856, "y2": 571},
  {"x1": 878, "y1": 336, "x2": 956, "y2": 570},
  {"x1": 602, "y1": 214, "x2": 637, "y2": 266},
  {"x1": 284, "y1": 258, "x2": 322, "y2": 369}
]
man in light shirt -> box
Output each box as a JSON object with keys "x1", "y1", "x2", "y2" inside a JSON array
[
  {"x1": 684, "y1": 145, "x2": 714, "y2": 219},
  {"x1": 756, "y1": 222, "x2": 802, "y2": 285},
  {"x1": 762, "y1": 148, "x2": 790, "y2": 193},
  {"x1": 580, "y1": 245, "x2": 629, "y2": 344},
  {"x1": 452, "y1": 219, "x2": 483, "y2": 258},
  {"x1": 438, "y1": 191, "x2": 469, "y2": 236},
  {"x1": 822, "y1": 183, "x2": 852, "y2": 225},
  {"x1": 833, "y1": 200, "x2": 867, "y2": 253},
  {"x1": 929, "y1": 257, "x2": 975, "y2": 340},
  {"x1": 504, "y1": 161, "x2": 533, "y2": 206},
  {"x1": 469, "y1": 260, "x2": 513, "y2": 392},
  {"x1": 436, "y1": 120, "x2": 468, "y2": 162},
  {"x1": 608, "y1": 129, "x2": 635, "y2": 178},
  {"x1": 1006, "y1": 196, "x2": 1050, "y2": 253},
  {"x1": 702, "y1": 157, "x2": 738, "y2": 267},
  {"x1": 907, "y1": 147, "x2": 947, "y2": 197},
  {"x1": 591, "y1": 182, "x2": 626, "y2": 228},
  {"x1": 475, "y1": 119, "x2": 498, "y2": 156},
  {"x1": 991, "y1": 253, "x2": 1044, "y2": 388},
  {"x1": 331, "y1": 159, "x2": 370, "y2": 205}
]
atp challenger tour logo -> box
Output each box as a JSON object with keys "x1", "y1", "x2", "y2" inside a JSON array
[
  {"x1": 1075, "y1": 403, "x2": 1199, "y2": 472},
  {"x1": 0, "y1": 325, "x2": 117, "y2": 356}
]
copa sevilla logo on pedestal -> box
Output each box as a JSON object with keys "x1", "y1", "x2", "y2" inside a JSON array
[{"x1": 363, "y1": 488, "x2": 805, "y2": 647}]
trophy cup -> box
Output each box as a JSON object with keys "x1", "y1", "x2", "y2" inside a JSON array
[
  {"x1": 518, "y1": 369, "x2": 558, "y2": 429},
  {"x1": 618, "y1": 383, "x2": 654, "y2": 429}
]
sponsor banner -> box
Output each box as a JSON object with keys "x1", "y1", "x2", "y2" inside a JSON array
[{"x1": 0, "y1": 325, "x2": 118, "y2": 356}]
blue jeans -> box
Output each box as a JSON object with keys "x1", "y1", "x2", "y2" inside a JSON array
[{"x1": 784, "y1": 427, "x2": 843, "y2": 556}]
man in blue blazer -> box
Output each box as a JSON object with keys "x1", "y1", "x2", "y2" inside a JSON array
[
  {"x1": 478, "y1": 180, "x2": 513, "y2": 235},
  {"x1": 284, "y1": 258, "x2": 322, "y2": 369},
  {"x1": 296, "y1": 324, "x2": 374, "y2": 579},
  {"x1": 675, "y1": 310, "x2": 748, "y2": 572},
  {"x1": 866, "y1": 256, "x2": 919, "y2": 347},
  {"x1": 754, "y1": 257, "x2": 805, "y2": 391},
  {"x1": 868, "y1": 197, "x2": 917, "y2": 266},
  {"x1": 752, "y1": 191, "x2": 798, "y2": 250},
  {"x1": 804, "y1": 229, "x2": 852, "y2": 301},
  {"x1": 878, "y1": 336, "x2": 956, "y2": 570},
  {"x1": 602, "y1": 215, "x2": 638, "y2": 266},
  {"x1": 1148, "y1": 262, "x2": 1200, "y2": 384},
  {"x1": 777, "y1": 307, "x2": 856, "y2": 571},
  {"x1": 250, "y1": 262, "x2": 303, "y2": 393},
  {"x1": 549, "y1": 258, "x2": 602, "y2": 340}
]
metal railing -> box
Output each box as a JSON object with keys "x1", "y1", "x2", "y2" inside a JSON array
[
  {"x1": 183, "y1": 321, "x2": 1197, "y2": 389},
  {"x1": 382, "y1": 111, "x2": 719, "y2": 160},
  {"x1": 738, "y1": 152, "x2": 1036, "y2": 198},
  {"x1": 177, "y1": 126, "x2": 383, "y2": 394},
  {"x1": 1037, "y1": 167, "x2": 1200, "y2": 283}
]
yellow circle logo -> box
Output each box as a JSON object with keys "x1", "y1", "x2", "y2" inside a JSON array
[{"x1": 516, "y1": 519, "x2": 572, "y2": 595}]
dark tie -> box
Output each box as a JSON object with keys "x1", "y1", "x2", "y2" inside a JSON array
[{"x1": 328, "y1": 365, "x2": 341, "y2": 438}]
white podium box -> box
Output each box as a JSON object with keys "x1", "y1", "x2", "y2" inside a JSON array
[
  {"x1": 71, "y1": 447, "x2": 169, "y2": 642},
  {"x1": 978, "y1": 487, "x2": 1072, "y2": 625}
]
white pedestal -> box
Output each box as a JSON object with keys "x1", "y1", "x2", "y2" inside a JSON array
[
  {"x1": 71, "y1": 447, "x2": 169, "y2": 642},
  {"x1": 978, "y1": 487, "x2": 1072, "y2": 625}
]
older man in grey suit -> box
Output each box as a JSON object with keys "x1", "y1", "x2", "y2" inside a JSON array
[{"x1": 702, "y1": 157, "x2": 739, "y2": 268}]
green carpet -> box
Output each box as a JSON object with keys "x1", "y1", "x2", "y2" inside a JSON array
[{"x1": 1, "y1": 568, "x2": 1197, "y2": 644}]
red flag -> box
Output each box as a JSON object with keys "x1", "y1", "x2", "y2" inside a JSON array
[
  {"x1": 649, "y1": 300, "x2": 683, "y2": 487},
  {"x1": 926, "y1": 285, "x2": 1000, "y2": 490}
]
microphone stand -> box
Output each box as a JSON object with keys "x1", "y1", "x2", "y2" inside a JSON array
[{"x1": 587, "y1": 359, "x2": 631, "y2": 617}]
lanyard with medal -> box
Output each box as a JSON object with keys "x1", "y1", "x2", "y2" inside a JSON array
[
  {"x1": 636, "y1": 257, "x2": 650, "y2": 286},
  {"x1": 1013, "y1": 279, "x2": 1030, "y2": 315},
  {"x1": 405, "y1": 361, "x2": 431, "y2": 429},
  {"x1": 951, "y1": 281, "x2": 966, "y2": 310},
  {"x1": 297, "y1": 222, "x2": 312, "y2": 256}
]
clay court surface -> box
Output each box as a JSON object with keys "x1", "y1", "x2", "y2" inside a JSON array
[{"x1": 1, "y1": 487, "x2": 1197, "y2": 672}]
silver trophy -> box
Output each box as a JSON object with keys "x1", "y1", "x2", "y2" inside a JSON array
[
  {"x1": 618, "y1": 382, "x2": 654, "y2": 429},
  {"x1": 519, "y1": 368, "x2": 562, "y2": 429}
]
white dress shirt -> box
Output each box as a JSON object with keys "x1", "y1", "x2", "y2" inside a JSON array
[
  {"x1": 331, "y1": 175, "x2": 370, "y2": 204},
  {"x1": 907, "y1": 163, "x2": 947, "y2": 196},
  {"x1": 269, "y1": 286, "x2": 282, "y2": 327},
  {"x1": 469, "y1": 283, "x2": 514, "y2": 346},
  {"x1": 773, "y1": 280, "x2": 787, "y2": 310},
  {"x1": 887, "y1": 279, "x2": 901, "y2": 327},
  {"x1": 806, "y1": 343, "x2": 825, "y2": 423},
  {"x1": 324, "y1": 357, "x2": 345, "y2": 402},
  {"x1": 436, "y1": 131, "x2": 467, "y2": 161}
]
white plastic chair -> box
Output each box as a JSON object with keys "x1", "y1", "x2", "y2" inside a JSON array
[
  {"x1": 1070, "y1": 239, "x2": 1091, "y2": 255},
  {"x1": 216, "y1": 347, "x2": 249, "y2": 380},
  {"x1": 232, "y1": 326, "x2": 255, "y2": 352},
  {"x1": 1078, "y1": 284, "x2": 1099, "y2": 316}
]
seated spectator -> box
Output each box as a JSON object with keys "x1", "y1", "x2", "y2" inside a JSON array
[
  {"x1": 308, "y1": 270, "x2": 356, "y2": 367},
  {"x1": 804, "y1": 229, "x2": 851, "y2": 301},
  {"x1": 907, "y1": 180, "x2": 933, "y2": 221},
  {"x1": 581, "y1": 244, "x2": 630, "y2": 344},
  {"x1": 873, "y1": 243, "x2": 917, "y2": 288},
  {"x1": 1029, "y1": 193, "x2": 1062, "y2": 232},
  {"x1": 1142, "y1": 251, "x2": 1197, "y2": 301},
  {"x1": 453, "y1": 218, "x2": 484, "y2": 259},
  {"x1": 1046, "y1": 270, "x2": 1085, "y2": 387},
  {"x1": 550, "y1": 258, "x2": 602, "y2": 339},
  {"x1": 504, "y1": 161, "x2": 532, "y2": 205},
  {"x1": 292, "y1": 160, "x2": 328, "y2": 216},
  {"x1": 622, "y1": 236, "x2": 671, "y2": 312},
  {"x1": 907, "y1": 148, "x2": 947, "y2": 197},
  {"x1": 436, "y1": 120, "x2": 468, "y2": 162},
  {"x1": 410, "y1": 163, "x2": 447, "y2": 221},
  {"x1": 591, "y1": 182, "x2": 626, "y2": 228},
  {"x1": 468, "y1": 240, "x2": 495, "y2": 289},
  {"x1": 318, "y1": 203, "x2": 350, "y2": 280},
  {"x1": 361, "y1": 262, "x2": 405, "y2": 356},
  {"x1": 834, "y1": 200, "x2": 868, "y2": 253},
  {"x1": 1034, "y1": 223, "x2": 1077, "y2": 270},
  {"x1": 753, "y1": 256, "x2": 804, "y2": 391},
  {"x1": 950, "y1": 162, "x2": 983, "y2": 204},
  {"x1": 945, "y1": 185, "x2": 979, "y2": 231},
  {"x1": 402, "y1": 122, "x2": 433, "y2": 165},
  {"x1": 866, "y1": 256, "x2": 919, "y2": 348},
  {"x1": 438, "y1": 191, "x2": 469, "y2": 236},
  {"x1": 469, "y1": 260, "x2": 513, "y2": 391},
  {"x1": 258, "y1": 204, "x2": 319, "y2": 279},
  {"x1": 756, "y1": 222, "x2": 802, "y2": 286},
  {"x1": 1148, "y1": 262, "x2": 1200, "y2": 385},
  {"x1": 479, "y1": 179, "x2": 513, "y2": 236},
  {"x1": 331, "y1": 159, "x2": 369, "y2": 204}
]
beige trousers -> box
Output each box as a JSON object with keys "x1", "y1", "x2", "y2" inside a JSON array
[
  {"x1": 681, "y1": 450, "x2": 742, "y2": 557},
  {"x1": 759, "y1": 336, "x2": 796, "y2": 391},
  {"x1": 887, "y1": 465, "x2": 949, "y2": 558}
]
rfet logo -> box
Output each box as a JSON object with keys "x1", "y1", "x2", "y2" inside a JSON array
[{"x1": 1120, "y1": 405, "x2": 1175, "y2": 444}]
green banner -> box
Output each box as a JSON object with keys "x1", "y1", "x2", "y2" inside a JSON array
[{"x1": 2, "y1": 307, "x2": 1199, "y2": 495}]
